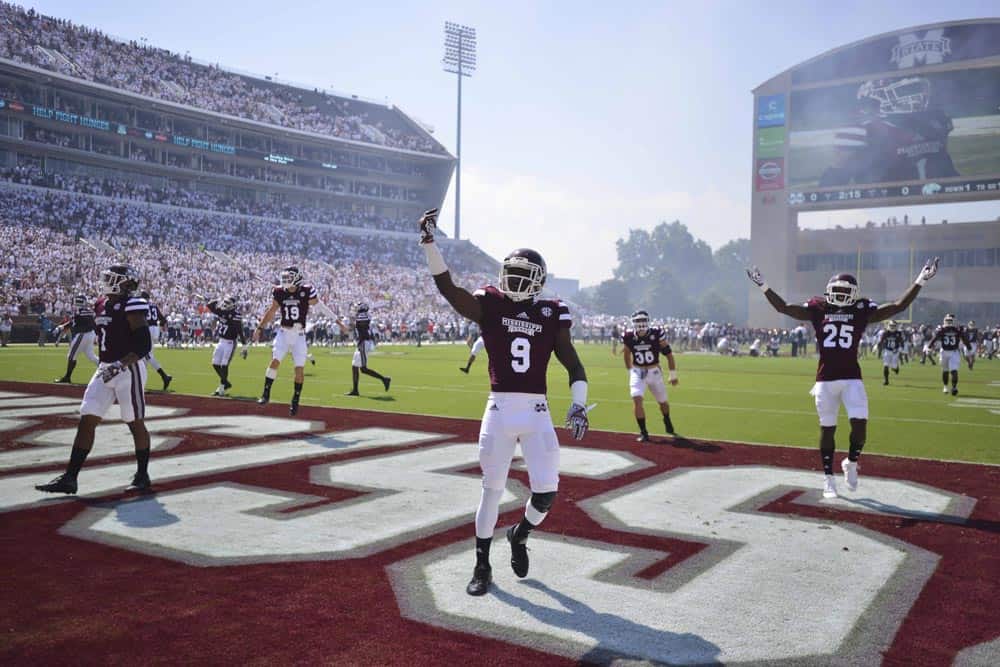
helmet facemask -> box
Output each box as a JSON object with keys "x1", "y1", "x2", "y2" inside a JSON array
[
  {"x1": 280, "y1": 267, "x2": 302, "y2": 292},
  {"x1": 499, "y1": 257, "x2": 545, "y2": 302},
  {"x1": 825, "y1": 276, "x2": 859, "y2": 307},
  {"x1": 631, "y1": 312, "x2": 650, "y2": 336},
  {"x1": 100, "y1": 266, "x2": 137, "y2": 296},
  {"x1": 221, "y1": 296, "x2": 237, "y2": 311}
]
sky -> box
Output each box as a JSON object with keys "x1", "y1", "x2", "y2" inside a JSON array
[{"x1": 23, "y1": 0, "x2": 1000, "y2": 285}]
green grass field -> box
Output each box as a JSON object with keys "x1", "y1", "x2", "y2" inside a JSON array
[{"x1": 2, "y1": 342, "x2": 999, "y2": 464}]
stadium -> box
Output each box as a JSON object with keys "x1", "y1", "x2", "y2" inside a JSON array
[{"x1": 1, "y1": 4, "x2": 998, "y2": 666}]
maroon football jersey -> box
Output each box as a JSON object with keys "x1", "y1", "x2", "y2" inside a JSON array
[
  {"x1": 934, "y1": 325, "x2": 964, "y2": 351},
  {"x1": 474, "y1": 286, "x2": 571, "y2": 394},
  {"x1": 93, "y1": 295, "x2": 148, "y2": 363},
  {"x1": 806, "y1": 297, "x2": 877, "y2": 381},
  {"x1": 272, "y1": 284, "x2": 317, "y2": 327},
  {"x1": 622, "y1": 326, "x2": 671, "y2": 367}
]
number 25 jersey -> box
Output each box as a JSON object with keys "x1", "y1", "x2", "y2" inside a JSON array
[
  {"x1": 806, "y1": 297, "x2": 876, "y2": 381},
  {"x1": 474, "y1": 286, "x2": 571, "y2": 394}
]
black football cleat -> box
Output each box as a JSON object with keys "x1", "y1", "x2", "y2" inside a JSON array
[
  {"x1": 507, "y1": 526, "x2": 529, "y2": 578},
  {"x1": 128, "y1": 471, "x2": 152, "y2": 491},
  {"x1": 36, "y1": 474, "x2": 78, "y2": 495},
  {"x1": 466, "y1": 564, "x2": 493, "y2": 596},
  {"x1": 459, "y1": 367, "x2": 469, "y2": 374},
  {"x1": 162, "y1": 374, "x2": 173, "y2": 391},
  {"x1": 223, "y1": 381, "x2": 232, "y2": 391},
  {"x1": 951, "y1": 387, "x2": 959, "y2": 396},
  {"x1": 257, "y1": 394, "x2": 270, "y2": 405},
  {"x1": 289, "y1": 399, "x2": 299, "y2": 416},
  {"x1": 664, "y1": 415, "x2": 675, "y2": 435},
  {"x1": 54, "y1": 376, "x2": 71, "y2": 384},
  {"x1": 345, "y1": 390, "x2": 359, "y2": 396},
  {"x1": 883, "y1": 379, "x2": 889, "y2": 386},
  {"x1": 636, "y1": 433, "x2": 650, "y2": 443},
  {"x1": 383, "y1": 376, "x2": 391, "y2": 392}
]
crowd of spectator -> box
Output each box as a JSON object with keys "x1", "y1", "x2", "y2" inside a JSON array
[
  {"x1": 0, "y1": 164, "x2": 419, "y2": 233},
  {"x1": 0, "y1": 184, "x2": 498, "y2": 341},
  {"x1": 0, "y1": 2, "x2": 444, "y2": 154}
]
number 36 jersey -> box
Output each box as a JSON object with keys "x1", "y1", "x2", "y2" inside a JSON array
[
  {"x1": 622, "y1": 327, "x2": 671, "y2": 367},
  {"x1": 806, "y1": 296, "x2": 877, "y2": 381},
  {"x1": 474, "y1": 286, "x2": 571, "y2": 394},
  {"x1": 272, "y1": 284, "x2": 317, "y2": 328}
]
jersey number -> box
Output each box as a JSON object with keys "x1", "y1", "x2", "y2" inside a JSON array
[
  {"x1": 510, "y1": 337, "x2": 530, "y2": 373},
  {"x1": 282, "y1": 305, "x2": 300, "y2": 322},
  {"x1": 943, "y1": 333, "x2": 957, "y2": 347},
  {"x1": 632, "y1": 350, "x2": 656, "y2": 365},
  {"x1": 822, "y1": 323, "x2": 854, "y2": 349}
]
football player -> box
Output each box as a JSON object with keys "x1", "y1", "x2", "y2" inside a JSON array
[
  {"x1": 53, "y1": 294, "x2": 99, "y2": 383},
  {"x1": 622, "y1": 310, "x2": 678, "y2": 441},
  {"x1": 748, "y1": 258, "x2": 938, "y2": 499},
  {"x1": 339, "y1": 302, "x2": 390, "y2": 396},
  {"x1": 419, "y1": 208, "x2": 589, "y2": 597},
  {"x1": 140, "y1": 291, "x2": 173, "y2": 391},
  {"x1": 964, "y1": 320, "x2": 979, "y2": 370},
  {"x1": 926, "y1": 314, "x2": 966, "y2": 395},
  {"x1": 36, "y1": 266, "x2": 153, "y2": 494},
  {"x1": 876, "y1": 320, "x2": 905, "y2": 385},
  {"x1": 252, "y1": 266, "x2": 318, "y2": 416},
  {"x1": 459, "y1": 335, "x2": 486, "y2": 374},
  {"x1": 199, "y1": 294, "x2": 247, "y2": 396}
]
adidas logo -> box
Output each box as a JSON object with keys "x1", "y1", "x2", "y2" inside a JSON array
[{"x1": 516, "y1": 312, "x2": 529, "y2": 319}]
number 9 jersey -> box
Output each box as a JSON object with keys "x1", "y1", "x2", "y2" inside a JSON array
[
  {"x1": 806, "y1": 296, "x2": 877, "y2": 381},
  {"x1": 473, "y1": 286, "x2": 571, "y2": 394}
]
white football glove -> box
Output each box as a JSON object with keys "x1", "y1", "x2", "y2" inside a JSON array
[
  {"x1": 914, "y1": 257, "x2": 940, "y2": 286},
  {"x1": 564, "y1": 402, "x2": 589, "y2": 441},
  {"x1": 418, "y1": 208, "x2": 438, "y2": 244},
  {"x1": 746, "y1": 266, "x2": 768, "y2": 291},
  {"x1": 99, "y1": 361, "x2": 125, "y2": 384}
]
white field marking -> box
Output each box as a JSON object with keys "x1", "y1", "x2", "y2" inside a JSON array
[
  {"x1": 1, "y1": 427, "x2": 445, "y2": 514},
  {"x1": 950, "y1": 398, "x2": 1000, "y2": 409},
  {"x1": 62, "y1": 445, "x2": 641, "y2": 565},
  {"x1": 4, "y1": 415, "x2": 323, "y2": 472},
  {"x1": 0, "y1": 391, "x2": 34, "y2": 399},
  {"x1": 0, "y1": 418, "x2": 38, "y2": 434},
  {"x1": 0, "y1": 396, "x2": 79, "y2": 407}
]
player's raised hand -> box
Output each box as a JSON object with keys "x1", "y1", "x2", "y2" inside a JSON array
[
  {"x1": 915, "y1": 257, "x2": 940, "y2": 285},
  {"x1": 418, "y1": 208, "x2": 438, "y2": 244},
  {"x1": 564, "y1": 403, "x2": 589, "y2": 440},
  {"x1": 746, "y1": 266, "x2": 767, "y2": 290}
]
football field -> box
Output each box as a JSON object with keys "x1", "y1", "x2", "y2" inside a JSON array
[{"x1": 0, "y1": 341, "x2": 998, "y2": 464}]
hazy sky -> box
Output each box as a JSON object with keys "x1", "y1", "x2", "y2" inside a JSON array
[{"x1": 24, "y1": 0, "x2": 1000, "y2": 285}]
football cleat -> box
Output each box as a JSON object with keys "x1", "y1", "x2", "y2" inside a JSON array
[
  {"x1": 942, "y1": 386, "x2": 949, "y2": 394},
  {"x1": 162, "y1": 374, "x2": 173, "y2": 391},
  {"x1": 223, "y1": 381, "x2": 232, "y2": 390},
  {"x1": 822, "y1": 474, "x2": 838, "y2": 499},
  {"x1": 212, "y1": 385, "x2": 225, "y2": 397},
  {"x1": 35, "y1": 474, "x2": 78, "y2": 494},
  {"x1": 841, "y1": 459, "x2": 858, "y2": 492},
  {"x1": 636, "y1": 433, "x2": 650, "y2": 443},
  {"x1": 257, "y1": 394, "x2": 270, "y2": 405},
  {"x1": 507, "y1": 526, "x2": 529, "y2": 578},
  {"x1": 951, "y1": 387, "x2": 958, "y2": 396},
  {"x1": 54, "y1": 376, "x2": 71, "y2": 384},
  {"x1": 345, "y1": 390, "x2": 360, "y2": 396},
  {"x1": 289, "y1": 398, "x2": 299, "y2": 417},
  {"x1": 128, "y1": 471, "x2": 152, "y2": 491},
  {"x1": 383, "y1": 376, "x2": 391, "y2": 392},
  {"x1": 664, "y1": 415, "x2": 675, "y2": 435},
  {"x1": 466, "y1": 564, "x2": 492, "y2": 597},
  {"x1": 459, "y1": 367, "x2": 469, "y2": 374}
]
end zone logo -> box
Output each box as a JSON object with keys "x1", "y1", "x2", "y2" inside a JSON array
[{"x1": 755, "y1": 158, "x2": 784, "y2": 191}]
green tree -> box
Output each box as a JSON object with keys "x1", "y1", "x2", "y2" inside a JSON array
[{"x1": 588, "y1": 278, "x2": 633, "y2": 316}]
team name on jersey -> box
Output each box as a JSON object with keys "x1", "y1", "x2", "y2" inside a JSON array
[
  {"x1": 826, "y1": 313, "x2": 854, "y2": 322},
  {"x1": 501, "y1": 317, "x2": 543, "y2": 337}
]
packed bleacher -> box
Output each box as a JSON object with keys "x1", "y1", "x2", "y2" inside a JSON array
[
  {"x1": 0, "y1": 184, "x2": 495, "y2": 341},
  {"x1": 0, "y1": 163, "x2": 417, "y2": 233},
  {"x1": 0, "y1": 2, "x2": 444, "y2": 154}
]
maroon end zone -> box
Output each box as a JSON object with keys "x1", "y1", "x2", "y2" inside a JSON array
[{"x1": 1, "y1": 381, "x2": 997, "y2": 666}]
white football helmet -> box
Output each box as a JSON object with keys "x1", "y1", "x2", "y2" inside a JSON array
[
  {"x1": 857, "y1": 77, "x2": 930, "y2": 115},
  {"x1": 825, "y1": 273, "x2": 859, "y2": 307},
  {"x1": 631, "y1": 310, "x2": 650, "y2": 336}
]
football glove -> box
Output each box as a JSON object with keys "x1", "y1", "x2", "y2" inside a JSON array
[
  {"x1": 564, "y1": 402, "x2": 589, "y2": 441},
  {"x1": 746, "y1": 266, "x2": 768, "y2": 291},
  {"x1": 418, "y1": 208, "x2": 438, "y2": 244},
  {"x1": 914, "y1": 257, "x2": 940, "y2": 286},
  {"x1": 240, "y1": 345, "x2": 249, "y2": 360},
  {"x1": 99, "y1": 361, "x2": 125, "y2": 384}
]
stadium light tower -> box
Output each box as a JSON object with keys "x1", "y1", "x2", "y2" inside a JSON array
[{"x1": 442, "y1": 21, "x2": 476, "y2": 240}]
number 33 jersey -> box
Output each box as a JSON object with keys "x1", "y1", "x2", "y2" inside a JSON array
[
  {"x1": 474, "y1": 286, "x2": 571, "y2": 394},
  {"x1": 806, "y1": 296, "x2": 877, "y2": 381},
  {"x1": 272, "y1": 285, "x2": 317, "y2": 328}
]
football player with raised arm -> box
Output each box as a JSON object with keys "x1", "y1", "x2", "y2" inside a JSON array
[
  {"x1": 197, "y1": 294, "x2": 247, "y2": 396},
  {"x1": 876, "y1": 320, "x2": 905, "y2": 386},
  {"x1": 338, "y1": 302, "x2": 391, "y2": 396},
  {"x1": 747, "y1": 258, "x2": 938, "y2": 498},
  {"x1": 926, "y1": 314, "x2": 966, "y2": 395},
  {"x1": 53, "y1": 293, "x2": 99, "y2": 384},
  {"x1": 622, "y1": 309, "x2": 678, "y2": 442},
  {"x1": 418, "y1": 208, "x2": 589, "y2": 597},
  {"x1": 37, "y1": 266, "x2": 153, "y2": 494},
  {"x1": 140, "y1": 290, "x2": 172, "y2": 391},
  {"x1": 252, "y1": 266, "x2": 318, "y2": 416}
]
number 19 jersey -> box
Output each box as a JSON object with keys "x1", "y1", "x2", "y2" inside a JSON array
[
  {"x1": 474, "y1": 286, "x2": 571, "y2": 394},
  {"x1": 806, "y1": 297, "x2": 877, "y2": 381},
  {"x1": 272, "y1": 284, "x2": 317, "y2": 328}
]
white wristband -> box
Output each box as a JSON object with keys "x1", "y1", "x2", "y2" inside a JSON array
[
  {"x1": 757, "y1": 282, "x2": 769, "y2": 293},
  {"x1": 423, "y1": 242, "x2": 448, "y2": 276},
  {"x1": 570, "y1": 380, "x2": 588, "y2": 406},
  {"x1": 669, "y1": 370, "x2": 678, "y2": 382}
]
